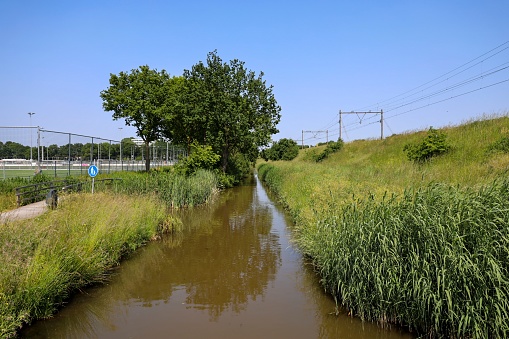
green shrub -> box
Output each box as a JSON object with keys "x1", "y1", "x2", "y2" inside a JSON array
[
  {"x1": 0, "y1": 177, "x2": 29, "y2": 195},
  {"x1": 174, "y1": 142, "x2": 220, "y2": 176},
  {"x1": 261, "y1": 138, "x2": 299, "y2": 161},
  {"x1": 214, "y1": 171, "x2": 236, "y2": 189},
  {"x1": 487, "y1": 136, "x2": 509, "y2": 154},
  {"x1": 309, "y1": 139, "x2": 344, "y2": 162},
  {"x1": 403, "y1": 127, "x2": 451, "y2": 163},
  {"x1": 224, "y1": 152, "x2": 251, "y2": 185}
]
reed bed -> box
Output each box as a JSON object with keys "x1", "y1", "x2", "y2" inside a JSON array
[
  {"x1": 0, "y1": 193, "x2": 171, "y2": 338},
  {"x1": 0, "y1": 168, "x2": 217, "y2": 337},
  {"x1": 108, "y1": 169, "x2": 218, "y2": 208},
  {"x1": 298, "y1": 181, "x2": 509, "y2": 338}
]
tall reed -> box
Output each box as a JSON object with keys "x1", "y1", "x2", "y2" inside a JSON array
[
  {"x1": 295, "y1": 180, "x2": 509, "y2": 337},
  {"x1": 106, "y1": 169, "x2": 218, "y2": 208}
]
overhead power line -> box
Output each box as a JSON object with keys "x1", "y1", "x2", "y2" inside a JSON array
[
  {"x1": 383, "y1": 63, "x2": 509, "y2": 113},
  {"x1": 297, "y1": 42, "x2": 509, "y2": 143},
  {"x1": 336, "y1": 41, "x2": 509, "y2": 140},
  {"x1": 385, "y1": 77, "x2": 509, "y2": 121},
  {"x1": 355, "y1": 40, "x2": 509, "y2": 112}
]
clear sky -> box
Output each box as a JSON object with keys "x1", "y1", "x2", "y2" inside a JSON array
[{"x1": 1, "y1": 0, "x2": 508, "y2": 145}]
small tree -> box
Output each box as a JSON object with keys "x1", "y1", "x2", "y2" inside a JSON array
[
  {"x1": 100, "y1": 65, "x2": 171, "y2": 171},
  {"x1": 403, "y1": 127, "x2": 451, "y2": 163}
]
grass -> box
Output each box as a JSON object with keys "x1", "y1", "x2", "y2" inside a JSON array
[
  {"x1": 260, "y1": 114, "x2": 509, "y2": 225},
  {"x1": 0, "y1": 169, "x2": 219, "y2": 212},
  {"x1": 0, "y1": 177, "x2": 32, "y2": 212},
  {"x1": 258, "y1": 113, "x2": 509, "y2": 338}
]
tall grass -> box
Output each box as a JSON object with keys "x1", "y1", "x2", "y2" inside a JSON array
[
  {"x1": 299, "y1": 181, "x2": 509, "y2": 338},
  {"x1": 0, "y1": 177, "x2": 42, "y2": 212},
  {"x1": 258, "y1": 114, "x2": 509, "y2": 338},
  {"x1": 107, "y1": 169, "x2": 219, "y2": 208},
  {"x1": 1, "y1": 169, "x2": 219, "y2": 212},
  {"x1": 0, "y1": 193, "x2": 172, "y2": 338}
]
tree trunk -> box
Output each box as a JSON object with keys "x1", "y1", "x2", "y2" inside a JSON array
[
  {"x1": 145, "y1": 141, "x2": 150, "y2": 172},
  {"x1": 221, "y1": 146, "x2": 229, "y2": 173}
]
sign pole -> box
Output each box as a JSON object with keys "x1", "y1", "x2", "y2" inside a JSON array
[{"x1": 88, "y1": 164, "x2": 99, "y2": 194}]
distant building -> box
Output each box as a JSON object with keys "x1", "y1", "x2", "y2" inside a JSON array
[{"x1": 131, "y1": 138, "x2": 144, "y2": 146}]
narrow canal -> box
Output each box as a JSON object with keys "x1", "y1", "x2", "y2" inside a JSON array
[{"x1": 22, "y1": 175, "x2": 413, "y2": 338}]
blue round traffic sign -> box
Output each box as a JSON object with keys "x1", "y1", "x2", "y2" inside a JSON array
[{"x1": 88, "y1": 165, "x2": 99, "y2": 178}]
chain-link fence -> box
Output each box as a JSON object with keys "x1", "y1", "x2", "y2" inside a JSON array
[{"x1": 0, "y1": 126, "x2": 187, "y2": 179}]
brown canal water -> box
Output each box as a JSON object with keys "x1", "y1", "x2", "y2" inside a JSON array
[{"x1": 22, "y1": 175, "x2": 414, "y2": 339}]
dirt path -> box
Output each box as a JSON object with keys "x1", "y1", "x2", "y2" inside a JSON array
[{"x1": 0, "y1": 201, "x2": 48, "y2": 224}]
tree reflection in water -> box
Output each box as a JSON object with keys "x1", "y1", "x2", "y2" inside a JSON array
[
  {"x1": 22, "y1": 178, "x2": 281, "y2": 335},
  {"x1": 165, "y1": 180, "x2": 281, "y2": 320}
]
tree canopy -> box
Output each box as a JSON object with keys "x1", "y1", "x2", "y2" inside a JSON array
[{"x1": 168, "y1": 51, "x2": 281, "y2": 175}]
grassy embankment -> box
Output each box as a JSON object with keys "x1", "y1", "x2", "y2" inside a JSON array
[
  {"x1": 258, "y1": 114, "x2": 509, "y2": 338},
  {"x1": 0, "y1": 169, "x2": 218, "y2": 338}
]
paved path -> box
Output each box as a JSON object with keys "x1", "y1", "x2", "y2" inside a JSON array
[{"x1": 0, "y1": 201, "x2": 48, "y2": 224}]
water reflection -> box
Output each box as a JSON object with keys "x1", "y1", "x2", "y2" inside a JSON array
[{"x1": 164, "y1": 181, "x2": 281, "y2": 320}]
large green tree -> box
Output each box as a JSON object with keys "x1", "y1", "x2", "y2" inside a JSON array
[
  {"x1": 168, "y1": 51, "x2": 281, "y2": 174},
  {"x1": 100, "y1": 65, "x2": 171, "y2": 171}
]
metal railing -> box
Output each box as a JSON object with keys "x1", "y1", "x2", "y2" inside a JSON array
[{"x1": 15, "y1": 178, "x2": 121, "y2": 207}]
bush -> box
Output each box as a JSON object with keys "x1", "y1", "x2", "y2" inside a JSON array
[
  {"x1": 174, "y1": 142, "x2": 220, "y2": 176},
  {"x1": 224, "y1": 152, "x2": 251, "y2": 185},
  {"x1": 261, "y1": 138, "x2": 299, "y2": 161},
  {"x1": 305, "y1": 139, "x2": 344, "y2": 163},
  {"x1": 487, "y1": 136, "x2": 509, "y2": 154},
  {"x1": 403, "y1": 127, "x2": 451, "y2": 163}
]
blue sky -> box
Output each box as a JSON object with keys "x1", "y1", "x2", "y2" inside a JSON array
[{"x1": 1, "y1": 1, "x2": 508, "y2": 145}]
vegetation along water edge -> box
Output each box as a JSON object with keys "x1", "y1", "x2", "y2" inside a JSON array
[
  {"x1": 0, "y1": 169, "x2": 219, "y2": 338},
  {"x1": 258, "y1": 113, "x2": 509, "y2": 338}
]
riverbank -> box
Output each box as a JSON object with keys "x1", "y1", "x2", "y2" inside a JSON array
[
  {"x1": 0, "y1": 170, "x2": 219, "y2": 338},
  {"x1": 258, "y1": 114, "x2": 509, "y2": 338},
  {"x1": 0, "y1": 193, "x2": 174, "y2": 337}
]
